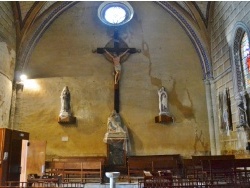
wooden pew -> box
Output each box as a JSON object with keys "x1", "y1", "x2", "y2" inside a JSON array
[
  {"x1": 181, "y1": 159, "x2": 195, "y2": 178},
  {"x1": 81, "y1": 161, "x2": 103, "y2": 183},
  {"x1": 127, "y1": 160, "x2": 152, "y2": 183},
  {"x1": 192, "y1": 155, "x2": 235, "y2": 167},
  {"x1": 127, "y1": 155, "x2": 181, "y2": 182},
  {"x1": 63, "y1": 162, "x2": 82, "y2": 183},
  {"x1": 50, "y1": 161, "x2": 65, "y2": 177},
  {"x1": 191, "y1": 155, "x2": 235, "y2": 179},
  {"x1": 234, "y1": 158, "x2": 250, "y2": 184},
  {"x1": 152, "y1": 159, "x2": 179, "y2": 177},
  {"x1": 208, "y1": 159, "x2": 235, "y2": 184},
  {"x1": 48, "y1": 156, "x2": 106, "y2": 183},
  {"x1": 52, "y1": 156, "x2": 106, "y2": 164}
]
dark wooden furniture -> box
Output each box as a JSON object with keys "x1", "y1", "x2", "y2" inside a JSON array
[
  {"x1": 0, "y1": 128, "x2": 29, "y2": 185},
  {"x1": 152, "y1": 159, "x2": 179, "y2": 176},
  {"x1": 49, "y1": 157, "x2": 105, "y2": 183},
  {"x1": 0, "y1": 128, "x2": 12, "y2": 186},
  {"x1": 127, "y1": 160, "x2": 152, "y2": 182},
  {"x1": 234, "y1": 158, "x2": 250, "y2": 183},
  {"x1": 142, "y1": 171, "x2": 173, "y2": 188},
  {"x1": 205, "y1": 159, "x2": 235, "y2": 185},
  {"x1": 182, "y1": 158, "x2": 195, "y2": 178},
  {"x1": 27, "y1": 177, "x2": 60, "y2": 187},
  {"x1": 127, "y1": 155, "x2": 181, "y2": 182},
  {"x1": 191, "y1": 155, "x2": 235, "y2": 179},
  {"x1": 63, "y1": 162, "x2": 83, "y2": 182}
]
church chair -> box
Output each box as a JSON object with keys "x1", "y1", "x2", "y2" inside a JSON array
[
  {"x1": 182, "y1": 158, "x2": 196, "y2": 179},
  {"x1": 152, "y1": 159, "x2": 179, "y2": 177},
  {"x1": 49, "y1": 161, "x2": 65, "y2": 178},
  {"x1": 63, "y1": 162, "x2": 82, "y2": 183},
  {"x1": 81, "y1": 161, "x2": 103, "y2": 183},
  {"x1": 234, "y1": 158, "x2": 250, "y2": 184},
  {"x1": 208, "y1": 159, "x2": 236, "y2": 186},
  {"x1": 127, "y1": 160, "x2": 152, "y2": 183}
]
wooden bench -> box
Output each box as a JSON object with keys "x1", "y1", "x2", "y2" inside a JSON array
[
  {"x1": 191, "y1": 155, "x2": 235, "y2": 179},
  {"x1": 127, "y1": 155, "x2": 181, "y2": 182},
  {"x1": 192, "y1": 155, "x2": 235, "y2": 162},
  {"x1": 52, "y1": 156, "x2": 106, "y2": 164},
  {"x1": 234, "y1": 158, "x2": 250, "y2": 183},
  {"x1": 63, "y1": 162, "x2": 82, "y2": 183},
  {"x1": 49, "y1": 161, "x2": 65, "y2": 177},
  {"x1": 153, "y1": 159, "x2": 179, "y2": 176},
  {"x1": 50, "y1": 161, "x2": 103, "y2": 183},
  {"x1": 208, "y1": 159, "x2": 235, "y2": 184},
  {"x1": 182, "y1": 158, "x2": 195, "y2": 178},
  {"x1": 48, "y1": 157, "x2": 106, "y2": 183},
  {"x1": 127, "y1": 160, "x2": 152, "y2": 183},
  {"x1": 81, "y1": 161, "x2": 103, "y2": 183}
]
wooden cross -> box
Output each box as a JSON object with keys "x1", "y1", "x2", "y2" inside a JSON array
[{"x1": 95, "y1": 29, "x2": 139, "y2": 113}]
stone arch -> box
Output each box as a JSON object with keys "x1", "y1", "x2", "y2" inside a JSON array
[
  {"x1": 17, "y1": 2, "x2": 212, "y2": 80},
  {"x1": 231, "y1": 21, "x2": 250, "y2": 99},
  {"x1": 157, "y1": 2, "x2": 212, "y2": 79}
]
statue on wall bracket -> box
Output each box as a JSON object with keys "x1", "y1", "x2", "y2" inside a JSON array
[
  {"x1": 237, "y1": 93, "x2": 250, "y2": 129},
  {"x1": 155, "y1": 86, "x2": 174, "y2": 124},
  {"x1": 58, "y1": 86, "x2": 76, "y2": 124}
]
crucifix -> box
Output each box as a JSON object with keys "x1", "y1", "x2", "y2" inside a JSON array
[{"x1": 94, "y1": 29, "x2": 139, "y2": 113}]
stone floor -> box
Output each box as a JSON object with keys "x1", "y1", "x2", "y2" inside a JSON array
[
  {"x1": 56, "y1": 182, "x2": 139, "y2": 188},
  {"x1": 84, "y1": 182, "x2": 138, "y2": 188}
]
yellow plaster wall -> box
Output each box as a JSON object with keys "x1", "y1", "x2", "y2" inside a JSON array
[{"x1": 18, "y1": 2, "x2": 210, "y2": 159}]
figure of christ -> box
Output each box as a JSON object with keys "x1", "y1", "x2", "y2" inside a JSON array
[{"x1": 104, "y1": 49, "x2": 129, "y2": 84}]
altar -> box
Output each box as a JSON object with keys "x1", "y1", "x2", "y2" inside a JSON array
[
  {"x1": 104, "y1": 133, "x2": 127, "y2": 166},
  {"x1": 104, "y1": 111, "x2": 128, "y2": 168}
]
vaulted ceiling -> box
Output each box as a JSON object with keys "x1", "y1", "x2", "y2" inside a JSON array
[
  {"x1": 15, "y1": 1, "x2": 211, "y2": 26},
  {"x1": 12, "y1": 1, "x2": 212, "y2": 45},
  {"x1": 11, "y1": 1, "x2": 214, "y2": 79}
]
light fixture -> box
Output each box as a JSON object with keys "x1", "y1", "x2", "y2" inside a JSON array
[
  {"x1": 20, "y1": 74, "x2": 27, "y2": 82},
  {"x1": 16, "y1": 74, "x2": 28, "y2": 91},
  {"x1": 98, "y1": 1, "x2": 134, "y2": 26}
]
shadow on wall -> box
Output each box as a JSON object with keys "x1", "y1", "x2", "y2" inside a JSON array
[
  {"x1": 126, "y1": 127, "x2": 143, "y2": 155},
  {"x1": 168, "y1": 80, "x2": 195, "y2": 120},
  {"x1": 193, "y1": 129, "x2": 210, "y2": 155}
]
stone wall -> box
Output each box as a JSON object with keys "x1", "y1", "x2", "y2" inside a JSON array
[
  {"x1": 0, "y1": 2, "x2": 16, "y2": 128},
  {"x1": 211, "y1": 1, "x2": 250, "y2": 156},
  {"x1": 16, "y1": 2, "x2": 210, "y2": 159}
]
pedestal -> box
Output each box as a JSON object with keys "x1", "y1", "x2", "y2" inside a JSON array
[
  {"x1": 155, "y1": 114, "x2": 173, "y2": 124},
  {"x1": 105, "y1": 138, "x2": 127, "y2": 166},
  {"x1": 58, "y1": 116, "x2": 76, "y2": 124},
  {"x1": 105, "y1": 172, "x2": 120, "y2": 188}
]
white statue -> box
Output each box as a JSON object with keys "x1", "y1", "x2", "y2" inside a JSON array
[
  {"x1": 158, "y1": 86, "x2": 170, "y2": 115},
  {"x1": 107, "y1": 110, "x2": 125, "y2": 133},
  {"x1": 60, "y1": 86, "x2": 71, "y2": 116}
]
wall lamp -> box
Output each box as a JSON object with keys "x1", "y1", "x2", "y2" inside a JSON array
[{"x1": 16, "y1": 74, "x2": 27, "y2": 91}]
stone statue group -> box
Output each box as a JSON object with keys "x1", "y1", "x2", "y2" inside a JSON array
[{"x1": 59, "y1": 86, "x2": 170, "y2": 126}]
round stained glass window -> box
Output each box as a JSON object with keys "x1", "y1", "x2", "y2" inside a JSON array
[{"x1": 98, "y1": 1, "x2": 134, "y2": 26}]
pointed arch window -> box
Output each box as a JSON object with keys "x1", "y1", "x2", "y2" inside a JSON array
[
  {"x1": 231, "y1": 22, "x2": 250, "y2": 129},
  {"x1": 240, "y1": 32, "x2": 250, "y2": 89},
  {"x1": 232, "y1": 23, "x2": 250, "y2": 96}
]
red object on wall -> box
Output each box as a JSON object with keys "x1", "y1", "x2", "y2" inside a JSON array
[{"x1": 247, "y1": 54, "x2": 250, "y2": 72}]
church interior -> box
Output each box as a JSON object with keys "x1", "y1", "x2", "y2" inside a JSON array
[{"x1": 1, "y1": 1, "x2": 250, "y2": 187}]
